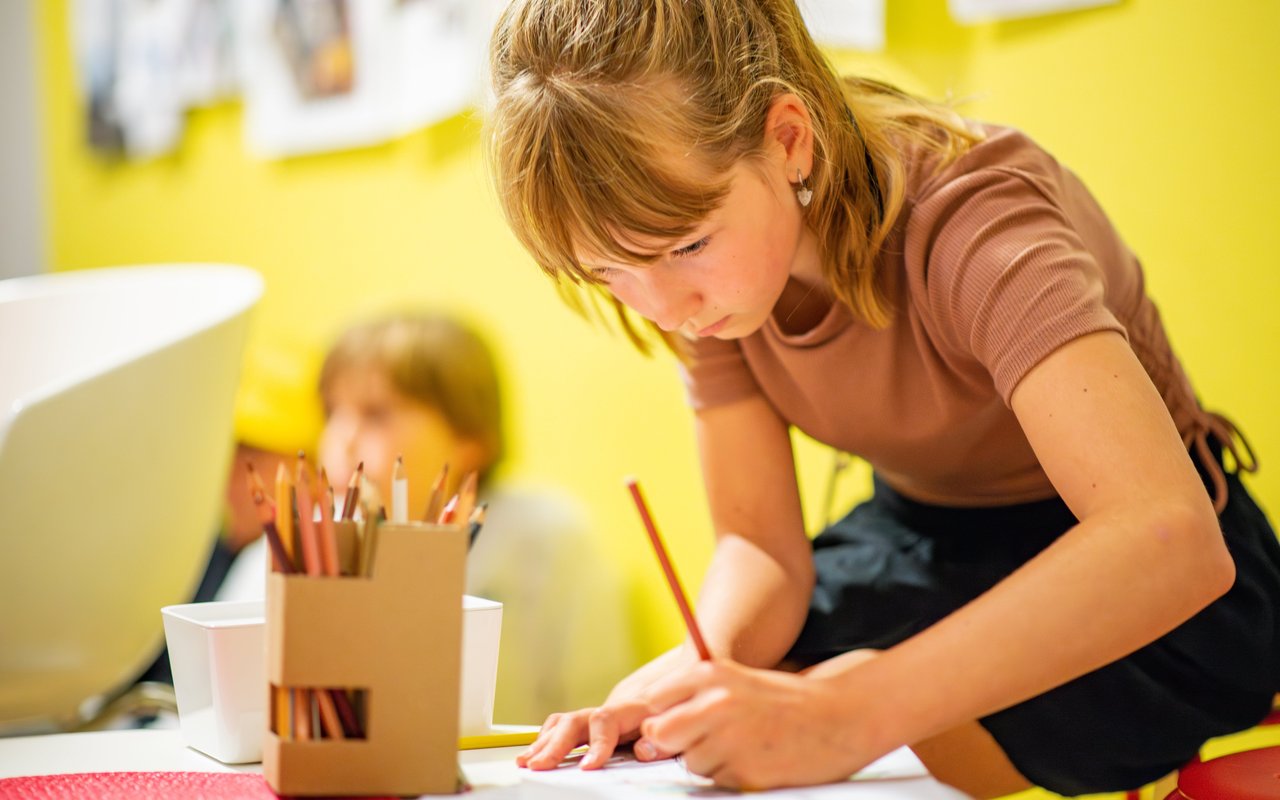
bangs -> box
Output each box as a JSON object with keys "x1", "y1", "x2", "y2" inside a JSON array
[{"x1": 490, "y1": 74, "x2": 737, "y2": 283}]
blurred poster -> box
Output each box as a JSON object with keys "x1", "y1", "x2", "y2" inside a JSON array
[
  {"x1": 798, "y1": 0, "x2": 884, "y2": 51},
  {"x1": 241, "y1": 0, "x2": 502, "y2": 159},
  {"x1": 72, "y1": 0, "x2": 238, "y2": 159},
  {"x1": 272, "y1": 0, "x2": 355, "y2": 99},
  {"x1": 392, "y1": 0, "x2": 502, "y2": 132},
  {"x1": 948, "y1": 0, "x2": 1118, "y2": 24},
  {"x1": 239, "y1": 0, "x2": 389, "y2": 158}
]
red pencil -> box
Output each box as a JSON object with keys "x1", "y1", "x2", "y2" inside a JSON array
[{"x1": 625, "y1": 478, "x2": 711, "y2": 661}]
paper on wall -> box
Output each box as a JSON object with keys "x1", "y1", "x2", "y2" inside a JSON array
[
  {"x1": 948, "y1": 0, "x2": 1119, "y2": 25},
  {"x1": 798, "y1": 0, "x2": 885, "y2": 51}
]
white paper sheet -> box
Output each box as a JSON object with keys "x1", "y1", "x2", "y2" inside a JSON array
[{"x1": 518, "y1": 747, "x2": 971, "y2": 799}]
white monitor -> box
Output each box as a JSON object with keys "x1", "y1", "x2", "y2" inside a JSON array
[{"x1": 0, "y1": 264, "x2": 263, "y2": 732}]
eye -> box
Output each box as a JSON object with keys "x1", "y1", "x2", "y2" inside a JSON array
[
  {"x1": 590, "y1": 266, "x2": 620, "y2": 284},
  {"x1": 672, "y1": 236, "x2": 710, "y2": 258},
  {"x1": 362, "y1": 405, "x2": 390, "y2": 425}
]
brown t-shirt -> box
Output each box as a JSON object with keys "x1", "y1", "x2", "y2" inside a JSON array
[{"x1": 681, "y1": 125, "x2": 1244, "y2": 509}]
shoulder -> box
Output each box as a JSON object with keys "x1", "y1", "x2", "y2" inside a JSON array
[
  {"x1": 895, "y1": 124, "x2": 1090, "y2": 287},
  {"x1": 907, "y1": 123, "x2": 1066, "y2": 203}
]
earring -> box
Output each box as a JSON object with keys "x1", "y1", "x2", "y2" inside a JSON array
[{"x1": 794, "y1": 169, "x2": 813, "y2": 208}]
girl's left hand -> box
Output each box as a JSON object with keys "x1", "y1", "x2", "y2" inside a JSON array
[{"x1": 638, "y1": 655, "x2": 888, "y2": 790}]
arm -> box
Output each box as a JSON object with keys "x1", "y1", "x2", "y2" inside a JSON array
[
  {"x1": 639, "y1": 331, "x2": 1234, "y2": 788},
  {"x1": 692, "y1": 394, "x2": 816, "y2": 667},
  {"x1": 520, "y1": 394, "x2": 815, "y2": 768},
  {"x1": 845, "y1": 331, "x2": 1232, "y2": 748}
]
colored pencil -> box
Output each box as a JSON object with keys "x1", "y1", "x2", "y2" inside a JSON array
[
  {"x1": 317, "y1": 468, "x2": 340, "y2": 577},
  {"x1": 294, "y1": 453, "x2": 323, "y2": 576},
  {"x1": 467, "y1": 503, "x2": 487, "y2": 550},
  {"x1": 247, "y1": 472, "x2": 295, "y2": 576},
  {"x1": 625, "y1": 478, "x2": 711, "y2": 661},
  {"x1": 274, "y1": 463, "x2": 295, "y2": 572},
  {"x1": 389, "y1": 455, "x2": 408, "y2": 523},
  {"x1": 422, "y1": 463, "x2": 449, "y2": 523},
  {"x1": 455, "y1": 471, "x2": 478, "y2": 529},
  {"x1": 245, "y1": 461, "x2": 276, "y2": 515},
  {"x1": 438, "y1": 493, "x2": 459, "y2": 524},
  {"x1": 340, "y1": 461, "x2": 363, "y2": 522}
]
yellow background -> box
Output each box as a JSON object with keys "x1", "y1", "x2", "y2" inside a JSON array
[{"x1": 33, "y1": 2, "x2": 1279, "y2": 796}]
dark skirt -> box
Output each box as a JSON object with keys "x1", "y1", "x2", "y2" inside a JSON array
[{"x1": 786, "y1": 449, "x2": 1280, "y2": 795}]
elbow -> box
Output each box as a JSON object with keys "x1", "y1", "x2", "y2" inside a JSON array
[{"x1": 1164, "y1": 500, "x2": 1235, "y2": 606}]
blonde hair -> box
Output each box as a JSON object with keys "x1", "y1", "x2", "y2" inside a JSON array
[
  {"x1": 486, "y1": 0, "x2": 982, "y2": 351},
  {"x1": 318, "y1": 314, "x2": 504, "y2": 484}
]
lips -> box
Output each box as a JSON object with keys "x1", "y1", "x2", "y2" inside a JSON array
[{"x1": 695, "y1": 315, "x2": 731, "y2": 337}]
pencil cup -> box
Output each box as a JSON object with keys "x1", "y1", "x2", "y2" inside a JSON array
[
  {"x1": 161, "y1": 600, "x2": 267, "y2": 764},
  {"x1": 263, "y1": 521, "x2": 467, "y2": 796}
]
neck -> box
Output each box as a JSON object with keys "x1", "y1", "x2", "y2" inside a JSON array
[{"x1": 773, "y1": 228, "x2": 829, "y2": 335}]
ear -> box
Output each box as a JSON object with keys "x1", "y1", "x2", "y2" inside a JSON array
[{"x1": 763, "y1": 93, "x2": 814, "y2": 180}]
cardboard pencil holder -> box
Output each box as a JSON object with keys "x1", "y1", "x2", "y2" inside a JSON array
[{"x1": 263, "y1": 521, "x2": 467, "y2": 796}]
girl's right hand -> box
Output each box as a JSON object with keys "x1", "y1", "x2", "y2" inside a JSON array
[{"x1": 516, "y1": 699, "x2": 675, "y2": 770}]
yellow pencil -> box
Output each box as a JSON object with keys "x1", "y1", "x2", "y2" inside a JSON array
[{"x1": 273, "y1": 463, "x2": 294, "y2": 740}]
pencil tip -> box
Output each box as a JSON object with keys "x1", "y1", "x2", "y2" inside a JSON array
[{"x1": 623, "y1": 475, "x2": 638, "y2": 487}]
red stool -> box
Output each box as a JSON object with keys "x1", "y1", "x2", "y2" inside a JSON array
[
  {"x1": 1124, "y1": 706, "x2": 1280, "y2": 800},
  {"x1": 1163, "y1": 745, "x2": 1280, "y2": 799}
]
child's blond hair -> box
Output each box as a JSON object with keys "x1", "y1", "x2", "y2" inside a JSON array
[
  {"x1": 487, "y1": 0, "x2": 982, "y2": 352},
  {"x1": 318, "y1": 313, "x2": 504, "y2": 484}
]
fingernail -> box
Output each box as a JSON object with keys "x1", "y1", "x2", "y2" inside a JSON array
[
  {"x1": 635, "y1": 740, "x2": 656, "y2": 760},
  {"x1": 581, "y1": 752, "x2": 598, "y2": 768}
]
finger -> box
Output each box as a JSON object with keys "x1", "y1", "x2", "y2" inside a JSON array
[
  {"x1": 525, "y1": 713, "x2": 591, "y2": 770},
  {"x1": 641, "y1": 685, "x2": 731, "y2": 755},
  {"x1": 679, "y1": 733, "x2": 730, "y2": 781},
  {"x1": 641, "y1": 659, "x2": 718, "y2": 713},
  {"x1": 580, "y1": 702, "x2": 639, "y2": 769},
  {"x1": 632, "y1": 736, "x2": 678, "y2": 762},
  {"x1": 516, "y1": 713, "x2": 565, "y2": 766}
]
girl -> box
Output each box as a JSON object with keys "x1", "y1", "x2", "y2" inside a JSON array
[{"x1": 485, "y1": 1, "x2": 1279, "y2": 797}]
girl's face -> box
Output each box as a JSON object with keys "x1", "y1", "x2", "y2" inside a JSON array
[
  {"x1": 318, "y1": 365, "x2": 479, "y2": 517},
  {"x1": 582, "y1": 159, "x2": 819, "y2": 341}
]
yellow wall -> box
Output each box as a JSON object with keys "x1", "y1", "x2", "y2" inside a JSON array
[{"x1": 36, "y1": 0, "x2": 1280, "y2": 739}]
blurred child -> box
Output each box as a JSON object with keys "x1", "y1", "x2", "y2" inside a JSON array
[{"x1": 221, "y1": 312, "x2": 636, "y2": 724}]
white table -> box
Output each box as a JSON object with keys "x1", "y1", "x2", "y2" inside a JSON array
[{"x1": 0, "y1": 729, "x2": 971, "y2": 798}]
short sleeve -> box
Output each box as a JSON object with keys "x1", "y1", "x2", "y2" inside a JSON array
[
  {"x1": 677, "y1": 335, "x2": 763, "y2": 410},
  {"x1": 906, "y1": 166, "x2": 1127, "y2": 403}
]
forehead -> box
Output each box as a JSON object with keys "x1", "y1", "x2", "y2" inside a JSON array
[
  {"x1": 571, "y1": 160, "x2": 765, "y2": 266},
  {"x1": 323, "y1": 364, "x2": 398, "y2": 404}
]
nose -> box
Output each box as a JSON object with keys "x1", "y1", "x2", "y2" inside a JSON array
[{"x1": 319, "y1": 415, "x2": 359, "y2": 488}]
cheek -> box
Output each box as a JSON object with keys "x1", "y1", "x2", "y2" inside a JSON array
[
  {"x1": 604, "y1": 281, "x2": 650, "y2": 318},
  {"x1": 317, "y1": 425, "x2": 349, "y2": 476}
]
